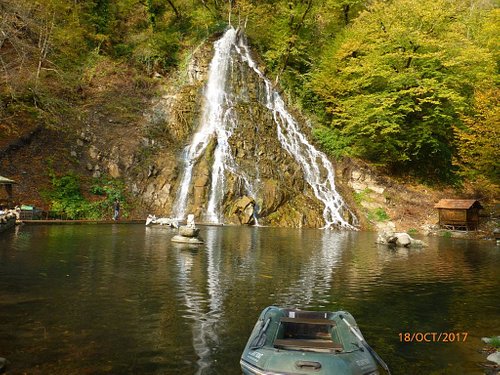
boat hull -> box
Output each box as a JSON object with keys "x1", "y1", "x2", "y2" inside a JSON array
[{"x1": 240, "y1": 306, "x2": 380, "y2": 375}]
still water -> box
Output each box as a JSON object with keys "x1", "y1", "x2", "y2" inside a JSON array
[{"x1": 0, "y1": 224, "x2": 498, "y2": 374}]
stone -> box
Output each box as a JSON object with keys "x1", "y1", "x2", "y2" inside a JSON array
[
  {"x1": 171, "y1": 234, "x2": 204, "y2": 244},
  {"x1": 108, "y1": 162, "x2": 120, "y2": 178},
  {"x1": 395, "y1": 233, "x2": 412, "y2": 247},
  {"x1": 241, "y1": 204, "x2": 255, "y2": 225},
  {"x1": 179, "y1": 225, "x2": 199, "y2": 237},
  {"x1": 231, "y1": 196, "x2": 256, "y2": 225},
  {"x1": 89, "y1": 145, "x2": 99, "y2": 159},
  {"x1": 487, "y1": 351, "x2": 500, "y2": 365},
  {"x1": 171, "y1": 217, "x2": 203, "y2": 244},
  {"x1": 193, "y1": 186, "x2": 206, "y2": 207},
  {"x1": 376, "y1": 231, "x2": 426, "y2": 248}
]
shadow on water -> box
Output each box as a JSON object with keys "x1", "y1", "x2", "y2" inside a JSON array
[{"x1": 0, "y1": 225, "x2": 498, "y2": 374}]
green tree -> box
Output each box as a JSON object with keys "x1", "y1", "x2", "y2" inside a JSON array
[{"x1": 310, "y1": 0, "x2": 496, "y2": 180}]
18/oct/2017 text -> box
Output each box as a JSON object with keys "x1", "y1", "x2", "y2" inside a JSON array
[{"x1": 399, "y1": 332, "x2": 468, "y2": 343}]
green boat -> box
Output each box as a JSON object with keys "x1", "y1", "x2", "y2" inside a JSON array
[{"x1": 240, "y1": 306, "x2": 390, "y2": 375}]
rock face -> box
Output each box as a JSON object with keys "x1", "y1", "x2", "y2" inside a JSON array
[
  {"x1": 158, "y1": 32, "x2": 354, "y2": 227},
  {"x1": 230, "y1": 196, "x2": 256, "y2": 225},
  {"x1": 78, "y1": 33, "x2": 356, "y2": 228}
]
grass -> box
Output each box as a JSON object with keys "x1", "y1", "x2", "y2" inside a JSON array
[
  {"x1": 488, "y1": 337, "x2": 500, "y2": 348},
  {"x1": 353, "y1": 188, "x2": 373, "y2": 204},
  {"x1": 440, "y1": 231, "x2": 452, "y2": 238},
  {"x1": 368, "y1": 207, "x2": 390, "y2": 222}
]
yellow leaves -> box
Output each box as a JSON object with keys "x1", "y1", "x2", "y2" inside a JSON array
[{"x1": 454, "y1": 87, "x2": 500, "y2": 183}]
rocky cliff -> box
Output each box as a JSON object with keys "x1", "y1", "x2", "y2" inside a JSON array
[{"x1": 126, "y1": 31, "x2": 357, "y2": 228}]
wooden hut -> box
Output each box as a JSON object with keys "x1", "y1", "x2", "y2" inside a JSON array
[
  {"x1": 0, "y1": 175, "x2": 17, "y2": 208},
  {"x1": 434, "y1": 199, "x2": 483, "y2": 231}
]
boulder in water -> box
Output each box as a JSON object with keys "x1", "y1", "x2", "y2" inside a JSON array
[
  {"x1": 487, "y1": 351, "x2": 500, "y2": 365},
  {"x1": 178, "y1": 226, "x2": 200, "y2": 237},
  {"x1": 376, "y1": 231, "x2": 426, "y2": 248},
  {"x1": 171, "y1": 214, "x2": 203, "y2": 244}
]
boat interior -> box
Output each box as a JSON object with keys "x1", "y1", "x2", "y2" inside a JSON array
[{"x1": 273, "y1": 311, "x2": 344, "y2": 353}]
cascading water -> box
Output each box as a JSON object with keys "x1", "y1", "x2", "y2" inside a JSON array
[
  {"x1": 173, "y1": 28, "x2": 238, "y2": 220},
  {"x1": 234, "y1": 36, "x2": 357, "y2": 230},
  {"x1": 173, "y1": 28, "x2": 257, "y2": 223},
  {"x1": 174, "y1": 27, "x2": 357, "y2": 229}
]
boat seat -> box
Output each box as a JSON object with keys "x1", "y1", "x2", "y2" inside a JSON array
[
  {"x1": 274, "y1": 339, "x2": 343, "y2": 351},
  {"x1": 280, "y1": 317, "x2": 336, "y2": 326}
]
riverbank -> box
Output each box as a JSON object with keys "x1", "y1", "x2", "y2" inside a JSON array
[
  {"x1": 340, "y1": 159, "x2": 499, "y2": 240},
  {"x1": 19, "y1": 219, "x2": 145, "y2": 225}
]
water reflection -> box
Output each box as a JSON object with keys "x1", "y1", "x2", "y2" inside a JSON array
[
  {"x1": 276, "y1": 230, "x2": 344, "y2": 308},
  {"x1": 0, "y1": 226, "x2": 498, "y2": 374},
  {"x1": 174, "y1": 228, "x2": 227, "y2": 375}
]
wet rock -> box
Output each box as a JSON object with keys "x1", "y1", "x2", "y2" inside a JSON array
[
  {"x1": 393, "y1": 232, "x2": 412, "y2": 247},
  {"x1": 231, "y1": 196, "x2": 256, "y2": 225},
  {"x1": 487, "y1": 352, "x2": 500, "y2": 365},
  {"x1": 377, "y1": 232, "x2": 426, "y2": 247},
  {"x1": 194, "y1": 174, "x2": 209, "y2": 187},
  {"x1": 172, "y1": 215, "x2": 204, "y2": 244},
  {"x1": 179, "y1": 226, "x2": 200, "y2": 237}
]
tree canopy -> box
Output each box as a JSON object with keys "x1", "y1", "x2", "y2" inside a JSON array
[
  {"x1": 308, "y1": 0, "x2": 497, "y2": 180},
  {"x1": 0, "y1": 0, "x2": 498, "y2": 185}
]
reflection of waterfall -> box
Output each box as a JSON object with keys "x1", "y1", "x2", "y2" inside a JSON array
[
  {"x1": 174, "y1": 27, "x2": 356, "y2": 229},
  {"x1": 174, "y1": 229, "x2": 225, "y2": 374},
  {"x1": 277, "y1": 231, "x2": 346, "y2": 308}
]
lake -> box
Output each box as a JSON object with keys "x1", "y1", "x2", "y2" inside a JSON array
[{"x1": 0, "y1": 224, "x2": 499, "y2": 374}]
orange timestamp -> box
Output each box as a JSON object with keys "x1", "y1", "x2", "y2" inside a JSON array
[{"x1": 399, "y1": 332, "x2": 468, "y2": 343}]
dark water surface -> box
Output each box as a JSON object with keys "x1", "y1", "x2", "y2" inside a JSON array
[{"x1": 0, "y1": 224, "x2": 498, "y2": 374}]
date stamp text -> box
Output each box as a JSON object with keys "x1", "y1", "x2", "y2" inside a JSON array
[{"x1": 399, "y1": 332, "x2": 468, "y2": 343}]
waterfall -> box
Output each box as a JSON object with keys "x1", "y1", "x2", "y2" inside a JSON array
[
  {"x1": 173, "y1": 28, "x2": 257, "y2": 223},
  {"x1": 173, "y1": 28, "x2": 238, "y2": 220},
  {"x1": 174, "y1": 27, "x2": 357, "y2": 229}
]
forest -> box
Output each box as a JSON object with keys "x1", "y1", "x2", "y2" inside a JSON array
[{"x1": 1, "y1": 0, "x2": 498, "y2": 190}]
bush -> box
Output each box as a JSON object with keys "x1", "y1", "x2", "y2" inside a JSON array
[{"x1": 44, "y1": 172, "x2": 128, "y2": 220}]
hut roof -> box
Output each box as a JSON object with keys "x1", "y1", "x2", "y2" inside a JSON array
[
  {"x1": 434, "y1": 199, "x2": 482, "y2": 210},
  {"x1": 0, "y1": 175, "x2": 16, "y2": 185}
]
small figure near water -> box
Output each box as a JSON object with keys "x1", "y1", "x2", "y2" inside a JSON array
[{"x1": 113, "y1": 199, "x2": 120, "y2": 221}]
